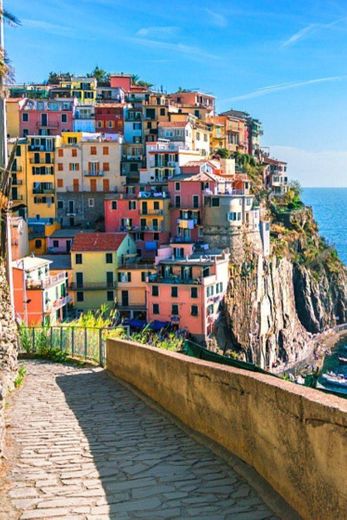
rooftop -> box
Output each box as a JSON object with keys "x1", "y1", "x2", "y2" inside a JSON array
[
  {"x1": 41, "y1": 255, "x2": 72, "y2": 270},
  {"x1": 12, "y1": 256, "x2": 51, "y2": 272},
  {"x1": 71, "y1": 232, "x2": 127, "y2": 252},
  {"x1": 50, "y1": 228, "x2": 94, "y2": 239}
]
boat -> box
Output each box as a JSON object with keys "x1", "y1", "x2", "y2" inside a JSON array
[
  {"x1": 338, "y1": 356, "x2": 347, "y2": 365},
  {"x1": 321, "y1": 372, "x2": 347, "y2": 388}
]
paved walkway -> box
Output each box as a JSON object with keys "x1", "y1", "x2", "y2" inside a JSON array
[{"x1": 1, "y1": 361, "x2": 279, "y2": 520}]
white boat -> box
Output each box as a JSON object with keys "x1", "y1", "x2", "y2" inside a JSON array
[{"x1": 321, "y1": 372, "x2": 347, "y2": 388}]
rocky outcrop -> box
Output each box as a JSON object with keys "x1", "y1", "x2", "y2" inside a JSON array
[
  {"x1": 0, "y1": 259, "x2": 18, "y2": 456},
  {"x1": 215, "y1": 252, "x2": 347, "y2": 371}
]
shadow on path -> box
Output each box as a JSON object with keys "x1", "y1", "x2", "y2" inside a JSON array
[{"x1": 56, "y1": 366, "x2": 277, "y2": 520}]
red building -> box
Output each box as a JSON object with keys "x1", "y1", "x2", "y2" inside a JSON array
[
  {"x1": 95, "y1": 104, "x2": 124, "y2": 134},
  {"x1": 104, "y1": 193, "x2": 141, "y2": 233}
]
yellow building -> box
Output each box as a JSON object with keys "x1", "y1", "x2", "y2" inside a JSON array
[
  {"x1": 8, "y1": 138, "x2": 28, "y2": 214},
  {"x1": 117, "y1": 263, "x2": 156, "y2": 320},
  {"x1": 59, "y1": 77, "x2": 97, "y2": 104},
  {"x1": 26, "y1": 135, "x2": 61, "y2": 220},
  {"x1": 28, "y1": 221, "x2": 60, "y2": 255},
  {"x1": 71, "y1": 232, "x2": 137, "y2": 311},
  {"x1": 6, "y1": 98, "x2": 26, "y2": 138},
  {"x1": 206, "y1": 116, "x2": 227, "y2": 150},
  {"x1": 139, "y1": 195, "x2": 170, "y2": 232}
]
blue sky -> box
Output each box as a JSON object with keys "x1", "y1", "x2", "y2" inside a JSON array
[{"x1": 5, "y1": 0, "x2": 347, "y2": 186}]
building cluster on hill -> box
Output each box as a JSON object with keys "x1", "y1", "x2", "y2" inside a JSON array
[{"x1": 6, "y1": 73, "x2": 290, "y2": 344}]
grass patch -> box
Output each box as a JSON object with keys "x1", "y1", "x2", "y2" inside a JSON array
[{"x1": 14, "y1": 366, "x2": 27, "y2": 388}]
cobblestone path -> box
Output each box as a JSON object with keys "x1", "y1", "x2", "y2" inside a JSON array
[{"x1": 0, "y1": 361, "x2": 279, "y2": 520}]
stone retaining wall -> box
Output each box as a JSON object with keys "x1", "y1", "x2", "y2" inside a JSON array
[
  {"x1": 0, "y1": 260, "x2": 18, "y2": 456},
  {"x1": 107, "y1": 338, "x2": 347, "y2": 520}
]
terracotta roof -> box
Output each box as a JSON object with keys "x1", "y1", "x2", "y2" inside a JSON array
[
  {"x1": 71, "y1": 232, "x2": 127, "y2": 252},
  {"x1": 263, "y1": 157, "x2": 287, "y2": 165},
  {"x1": 158, "y1": 121, "x2": 189, "y2": 128}
]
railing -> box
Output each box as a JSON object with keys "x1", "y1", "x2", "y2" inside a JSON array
[
  {"x1": 141, "y1": 209, "x2": 164, "y2": 216},
  {"x1": 29, "y1": 158, "x2": 54, "y2": 165},
  {"x1": 140, "y1": 225, "x2": 163, "y2": 232},
  {"x1": 69, "y1": 281, "x2": 117, "y2": 290},
  {"x1": 12, "y1": 179, "x2": 23, "y2": 186},
  {"x1": 26, "y1": 272, "x2": 67, "y2": 289},
  {"x1": 84, "y1": 170, "x2": 105, "y2": 177},
  {"x1": 51, "y1": 295, "x2": 72, "y2": 311},
  {"x1": 19, "y1": 325, "x2": 112, "y2": 367},
  {"x1": 33, "y1": 188, "x2": 55, "y2": 194}
]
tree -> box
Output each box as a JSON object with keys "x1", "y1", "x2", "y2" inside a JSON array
[
  {"x1": 214, "y1": 148, "x2": 230, "y2": 159},
  {"x1": 131, "y1": 74, "x2": 153, "y2": 88},
  {"x1": 87, "y1": 66, "x2": 109, "y2": 83},
  {"x1": 47, "y1": 72, "x2": 72, "y2": 84}
]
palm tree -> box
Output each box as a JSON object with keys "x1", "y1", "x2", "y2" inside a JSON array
[{"x1": 0, "y1": 5, "x2": 20, "y2": 82}]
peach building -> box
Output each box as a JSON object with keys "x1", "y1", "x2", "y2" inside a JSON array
[{"x1": 146, "y1": 244, "x2": 229, "y2": 343}]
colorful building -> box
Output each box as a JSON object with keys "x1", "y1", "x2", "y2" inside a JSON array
[
  {"x1": 50, "y1": 77, "x2": 97, "y2": 104},
  {"x1": 55, "y1": 132, "x2": 123, "y2": 227},
  {"x1": 19, "y1": 99, "x2": 75, "y2": 137},
  {"x1": 28, "y1": 219, "x2": 60, "y2": 255},
  {"x1": 6, "y1": 98, "x2": 27, "y2": 138},
  {"x1": 73, "y1": 104, "x2": 96, "y2": 133},
  {"x1": 262, "y1": 157, "x2": 288, "y2": 196},
  {"x1": 12, "y1": 256, "x2": 70, "y2": 325},
  {"x1": 116, "y1": 262, "x2": 156, "y2": 320},
  {"x1": 10, "y1": 217, "x2": 29, "y2": 261},
  {"x1": 71, "y1": 232, "x2": 137, "y2": 311},
  {"x1": 8, "y1": 138, "x2": 28, "y2": 216},
  {"x1": 168, "y1": 91, "x2": 215, "y2": 118},
  {"x1": 146, "y1": 244, "x2": 229, "y2": 343},
  {"x1": 95, "y1": 104, "x2": 124, "y2": 134}
]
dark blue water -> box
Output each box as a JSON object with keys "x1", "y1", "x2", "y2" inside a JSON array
[
  {"x1": 302, "y1": 188, "x2": 347, "y2": 265},
  {"x1": 302, "y1": 188, "x2": 347, "y2": 394}
]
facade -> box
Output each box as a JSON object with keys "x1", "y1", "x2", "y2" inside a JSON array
[
  {"x1": 71, "y1": 232, "x2": 137, "y2": 311},
  {"x1": 10, "y1": 217, "x2": 29, "y2": 261},
  {"x1": 116, "y1": 263, "x2": 156, "y2": 320},
  {"x1": 26, "y1": 135, "x2": 60, "y2": 220},
  {"x1": 50, "y1": 77, "x2": 97, "y2": 104},
  {"x1": 146, "y1": 244, "x2": 229, "y2": 342},
  {"x1": 95, "y1": 104, "x2": 124, "y2": 134},
  {"x1": 8, "y1": 138, "x2": 28, "y2": 215},
  {"x1": 55, "y1": 132, "x2": 122, "y2": 227},
  {"x1": 28, "y1": 219, "x2": 60, "y2": 255},
  {"x1": 47, "y1": 228, "x2": 88, "y2": 254},
  {"x1": 263, "y1": 158, "x2": 289, "y2": 196},
  {"x1": 168, "y1": 91, "x2": 216, "y2": 118},
  {"x1": 6, "y1": 98, "x2": 27, "y2": 138},
  {"x1": 73, "y1": 105, "x2": 96, "y2": 133},
  {"x1": 19, "y1": 99, "x2": 75, "y2": 137},
  {"x1": 12, "y1": 256, "x2": 70, "y2": 325}
]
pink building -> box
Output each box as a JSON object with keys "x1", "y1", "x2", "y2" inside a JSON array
[
  {"x1": 20, "y1": 99, "x2": 75, "y2": 137},
  {"x1": 168, "y1": 91, "x2": 215, "y2": 115},
  {"x1": 146, "y1": 244, "x2": 229, "y2": 343},
  {"x1": 47, "y1": 229, "x2": 90, "y2": 254},
  {"x1": 104, "y1": 194, "x2": 141, "y2": 233}
]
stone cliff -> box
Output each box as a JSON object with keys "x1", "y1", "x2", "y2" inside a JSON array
[{"x1": 215, "y1": 191, "x2": 347, "y2": 371}]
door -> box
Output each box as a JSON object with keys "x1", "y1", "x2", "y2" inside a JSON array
[
  {"x1": 41, "y1": 114, "x2": 48, "y2": 127},
  {"x1": 68, "y1": 200, "x2": 75, "y2": 213},
  {"x1": 142, "y1": 201, "x2": 148, "y2": 215},
  {"x1": 121, "y1": 290, "x2": 129, "y2": 307},
  {"x1": 106, "y1": 271, "x2": 114, "y2": 288},
  {"x1": 193, "y1": 195, "x2": 199, "y2": 208},
  {"x1": 76, "y1": 272, "x2": 83, "y2": 289}
]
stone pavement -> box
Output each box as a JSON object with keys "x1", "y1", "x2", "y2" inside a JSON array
[{"x1": 0, "y1": 361, "x2": 280, "y2": 519}]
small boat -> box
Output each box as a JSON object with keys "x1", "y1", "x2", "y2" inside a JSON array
[
  {"x1": 338, "y1": 356, "x2": 347, "y2": 365},
  {"x1": 321, "y1": 372, "x2": 347, "y2": 388}
]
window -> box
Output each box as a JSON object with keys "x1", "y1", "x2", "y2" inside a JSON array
[
  {"x1": 153, "y1": 303, "x2": 159, "y2": 315},
  {"x1": 107, "y1": 291, "x2": 114, "y2": 302},
  {"x1": 103, "y1": 179, "x2": 110, "y2": 191},
  {"x1": 23, "y1": 129, "x2": 29, "y2": 137},
  {"x1": 58, "y1": 149, "x2": 64, "y2": 157},
  {"x1": 193, "y1": 195, "x2": 199, "y2": 208},
  {"x1": 77, "y1": 292, "x2": 84, "y2": 302},
  {"x1": 141, "y1": 271, "x2": 150, "y2": 282},
  {"x1": 103, "y1": 162, "x2": 110, "y2": 172},
  {"x1": 228, "y1": 212, "x2": 241, "y2": 221},
  {"x1": 72, "y1": 148, "x2": 77, "y2": 157},
  {"x1": 35, "y1": 239, "x2": 42, "y2": 249},
  {"x1": 57, "y1": 179, "x2": 63, "y2": 188},
  {"x1": 104, "y1": 253, "x2": 112, "y2": 264},
  {"x1": 160, "y1": 108, "x2": 166, "y2": 116},
  {"x1": 171, "y1": 304, "x2": 179, "y2": 316},
  {"x1": 175, "y1": 182, "x2": 180, "y2": 191},
  {"x1": 212, "y1": 197, "x2": 220, "y2": 207},
  {"x1": 69, "y1": 163, "x2": 79, "y2": 171},
  {"x1": 111, "y1": 201, "x2": 117, "y2": 210},
  {"x1": 153, "y1": 233, "x2": 159, "y2": 240},
  {"x1": 75, "y1": 253, "x2": 82, "y2": 264},
  {"x1": 22, "y1": 113, "x2": 28, "y2": 122},
  {"x1": 57, "y1": 163, "x2": 63, "y2": 171},
  {"x1": 53, "y1": 240, "x2": 59, "y2": 248},
  {"x1": 191, "y1": 287, "x2": 198, "y2": 298},
  {"x1": 128, "y1": 200, "x2": 136, "y2": 210},
  {"x1": 107, "y1": 121, "x2": 113, "y2": 128},
  {"x1": 171, "y1": 287, "x2": 178, "y2": 298},
  {"x1": 153, "y1": 201, "x2": 160, "y2": 210},
  {"x1": 103, "y1": 146, "x2": 109, "y2": 155},
  {"x1": 88, "y1": 198, "x2": 95, "y2": 208},
  {"x1": 191, "y1": 305, "x2": 198, "y2": 316},
  {"x1": 90, "y1": 146, "x2": 97, "y2": 155},
  {"x1": 175, "y1": 195, "x2": 181, "y2": 208},
  {"x1": 152, "y1": 285, "x2": 159, "y2": 296},
  {"x1": 57, "y1": 200, "x2": 63, "y2": 209},
  {"x1": 61, "y1": 114, "x2": 67, "y2": 123},
  {"x1": 207, "y1": 304, "x2": 214, "y2": 316},
  {"x1": 97, "y1": 121, "x2": 103, "y2": 128}
]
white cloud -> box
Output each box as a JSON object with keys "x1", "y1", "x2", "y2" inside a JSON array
[
  {"x1": 129, "y1": 36, "x2": 220, "y2": 61},
  {"x1": 221, "y1": 75, "x2": 347, "y2": 103},
  {"x1": 282, "y1": 17, "x2": 347, "y2": 48},
  {"x1": 205, "y1": 8, "x2": 228, "y2": 28},
  {"x1": 269, "y1": 145, "x2": 347, "y2": 187},
  {"x1": 136, "y1": 26, "x2": 178, "y2": 38}
]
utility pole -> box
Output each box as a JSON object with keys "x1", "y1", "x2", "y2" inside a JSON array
[{"x1": 0, "y1": 0, "x2": 14, "y2": 318}]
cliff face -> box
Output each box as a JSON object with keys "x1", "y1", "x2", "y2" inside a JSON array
[{"x1": 216, "y1": 203, "x2": 347, "y2": 371}]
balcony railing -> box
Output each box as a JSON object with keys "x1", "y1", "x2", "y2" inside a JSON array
[
  {"x1": 141, "y1": 209, "x2": 164, "y2": 216},
  {"x1": 11, "y1": 165, "x2": 23, "y2": 173},
  {"x1": 69, "y1": 281, "x2": 117, "y2": 290},
  {"x1": 33, "y1": 188, "x2": 55, "y2": 194},
  {"x1": 12, "y1": 179, "x2": 23, "y2": 186},
  {"x1": 26, "y1": 272, "x2": 67, "y2": 290},
  {"x1": 84, "y1": 170, "x2": 105, "y2": 177},
  {"x1": 30, "y1": 158, "x2": 54, "y2": 165},
  {"x1": 51, "y1": 295, "x2": 72, "y2": 310},
  {"x1": 140, "y1": 225, "x2": 163, "y2": 232},
  {"x1": 12, "y1": 194, "x2": 24, "y2": 201}
]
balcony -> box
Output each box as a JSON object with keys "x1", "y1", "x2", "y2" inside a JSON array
[
  {"x1": 30, "y1": 158, "x2": 54, "y2": 165},
  {"x1": 28, "y1": 145, "x2": 54, "y2": 152},
  {"x1": 141, "y1": 209, "x2": 164, "y2": 216},
  {"x1": 69, "y1": 281, "x2": 117, "y2": 290},
  {"x1": 12, "y1": 194, "x2": 24, "y2": 201},
  {"x1": 33, "y1": 187, "x2": 55, "y2": 194},
  {"x1": 11, "y1": 165, "x2": 23, "y2": 173},
  {"x1": 51, "y1": 295, "x2": 72, "y2": 310},
  {"x1": 122, "y1": 155, "x2": 143, "y2": 161},
  {"x1": 149, "y1": 273, "x2": 199, "y2": 285},
  {"x1": 26, "y1": 272, "x2": 67, "y2": 290},
  {"x1": 140, "y1": 225, "x2": 163, "y2": 232},
  {"x1": 84, "y1": 170, "x2": 105, "y2": 177},
  {"x1": 12, "y1": 179, "x2": 23, "y2": 186}
]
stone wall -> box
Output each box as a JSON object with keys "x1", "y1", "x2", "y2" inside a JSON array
[
  {"x1": 107, "y1": 338, "x2": 347, "y2": 520},
  {"x1": 0, "y1": 260, "x2": 18, "y2": 456}
]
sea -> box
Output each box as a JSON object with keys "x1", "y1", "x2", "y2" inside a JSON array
[{"x1": 301, "y1": 188, "x2": 347, "y2": 395}]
